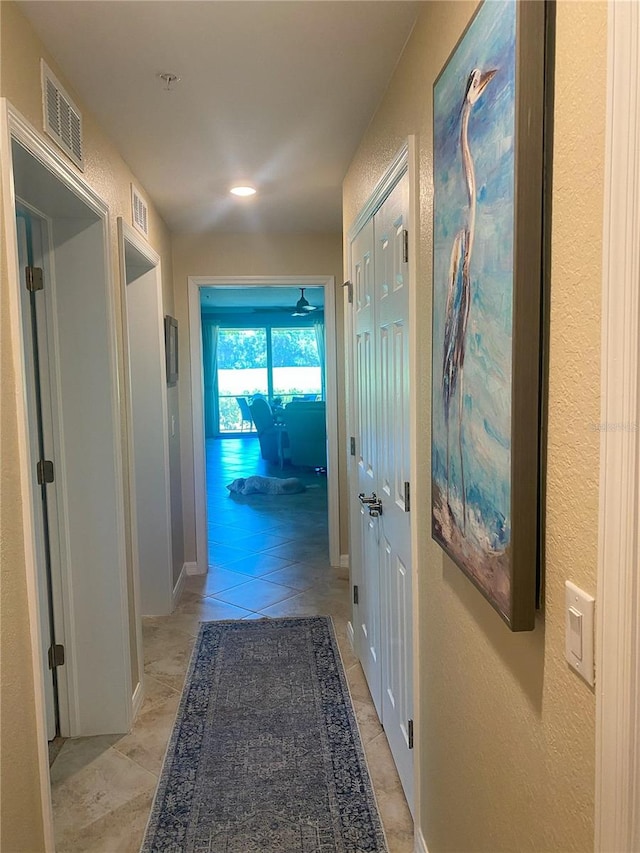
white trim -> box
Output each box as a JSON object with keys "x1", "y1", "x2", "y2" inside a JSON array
[
  {"x1": 407, "y1": 133, "x2": 423, "y2": 843},
  {"x1": 346, "y1": 620, "x2": 355, "y2": 651},
  {"x1": 184, "y1": 561, "x2": 202, "y2": 577},
  {"x1": 131, "y1": 680, "x2": 144, "y2": 724},
  {"x1": 1, "y1": 98, "x2": 55, "y2": 853},
  {"x1": 172, "y1": 563, "x2": 187, "y2": 609},
  {"x1": 187, "y1": 279, "x2": 210, "y2": 575},
  {"x1": 187, "y1": 275, "x2": 341, "y2": 569},
  {"x1": 348, "y1": 142, "x2": 410, "y2": 241},
  {"x1": 596, "y1": 3, "x2": 640, "y2": 852},
  {"x1": 339, "y1": 553, "x2": 350, "y2": 569},
  {"x1": 414, "y1": 828, "x2": 430, "y2": 853},
  {"x1": 117, "y1": 217, "x2": 162, "y2": 685}
]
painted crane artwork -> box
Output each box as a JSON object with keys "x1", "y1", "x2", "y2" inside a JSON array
[{"x1": 432, "y1": 0, "x2": 529, "y2": 625}]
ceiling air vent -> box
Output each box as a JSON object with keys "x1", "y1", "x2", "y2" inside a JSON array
[
  {"x1": 131, "y1": 185, "x2": 149, "y2": 237},
  {"x1": 41, "y1": 60, "x2": 83, "y2": 170}
]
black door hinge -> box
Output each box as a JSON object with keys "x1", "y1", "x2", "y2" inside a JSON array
[
  {"x1": 404, "y1": 481, "x2": 410, "y2": 512},
  {"x1": 26, "y1": 266, "x2": 44, "y2": 293},
  {"x1": 353, "y1": 585, "x2": 359, "y2": 605},
  {"x1": 408, "y1": 719, "x2": 414, "y2": 750},
  {"x1": 48, "y1": 644, "x2": 64, "y2": 669},
  {"x1": 402, "y1": 230, "x2": 409, "y2": 264},
  {"x1": 37, "y1": 459, "x2": 54, "y2": 485},
  {"x1": 342, "y1": 280, "x2": 353, "y2": 304},
  {"x1": 350, "y1": 436, "x2": 356, "y2": 456}
]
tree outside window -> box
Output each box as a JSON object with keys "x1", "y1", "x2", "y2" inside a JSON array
[{"x1": 216, "y1": 327, "x2": 322, "y2": 432}]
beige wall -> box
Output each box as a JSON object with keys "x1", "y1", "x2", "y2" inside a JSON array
[
  {"x1": 343, "y1": 2, "x2": 605, "y2": 850},
  {"x1": 171, "y1": 232, "x2": 347, "y2": 559},
  {"x1": 0, "y1": 3, "x2": 181, "y2": 847}
]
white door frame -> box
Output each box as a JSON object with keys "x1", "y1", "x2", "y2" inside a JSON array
[
  {"x1": 1, "y1": 99, "x2": 131, "y2": 850},
  {"x1": 118, "y1": 218, "x2": 177, "y2": 620},
  {"x1": 345, "y1": 136, "x2": 422, "y2": 831},
  {"x1": 117, "y1": 217, "x2": 173, "y2": 707},
  {"x1": 188, "y1": 275, "x2": 340, "y2": 572},
  {"x1": 595, "y1": 3, "x2": 640, "y2": 850}
]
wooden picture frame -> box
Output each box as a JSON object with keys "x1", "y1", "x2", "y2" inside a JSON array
[
  {"x1": 164, "y1": 315, "x2": 178, "y2": 386},
  {"x1": 431, "y1": 0, "x2": 549, "y2": 630}
]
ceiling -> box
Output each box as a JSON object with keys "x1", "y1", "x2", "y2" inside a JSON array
[
  {"x1": 18, "y1": 0, "x2": 422, "y2": 234},
  {"x1": 200, "y1": 285, "x2": 324, "y2": 315}
]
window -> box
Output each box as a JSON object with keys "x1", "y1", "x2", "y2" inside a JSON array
[
  {"x1": 217, "y1": 329, "x2": 268, "y2": 432},
  {"x1": 272, "y1": 328, "x2": 321, "y2": 402},
  {"x1": 215, "y1": 326, "x2": 322, "y2": 433}
]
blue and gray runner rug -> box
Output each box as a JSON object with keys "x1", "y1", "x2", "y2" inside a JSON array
[{"x1": 141, "y1": 616, "x2": 388, "y2": 852}]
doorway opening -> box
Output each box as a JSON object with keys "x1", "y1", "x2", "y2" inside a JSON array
[
  {"x1": 118, "y1": 219, "x2": 174, "y2": 625},
  {"x1": 3, "y1": 103, "x2": 136, "y2": 847},
  {"x1": 3, "y1": 109, "x2": 133, "y2": 747},
  {"x1": 188, "y1": 276, "x2": 341, "y2": 572}
]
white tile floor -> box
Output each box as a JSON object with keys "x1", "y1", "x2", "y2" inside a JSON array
[{"x1": 50, "y1": 437, "x2": 413, "y2": 851}]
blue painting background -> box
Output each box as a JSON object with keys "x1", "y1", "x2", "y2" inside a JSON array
[{"x1": 432, "y1": 0, "x2": 516, "y2": 552}]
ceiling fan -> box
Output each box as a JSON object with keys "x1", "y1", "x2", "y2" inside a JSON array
[
  {"x1": 291, "y1": 288, "x2": 318, "y2": 317},
  {"x1": 241, "y1": 288, "x2": 321, "y2": 315}
]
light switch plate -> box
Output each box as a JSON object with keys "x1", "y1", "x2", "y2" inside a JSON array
[{"x1": 565, "y1": 581, "x2": 595, "y2": 686}]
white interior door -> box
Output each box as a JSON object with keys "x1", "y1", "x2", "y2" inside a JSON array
[
  {"x1": 351, "y1": 217, "x2": 383, "y2": 717},
  {"x1": 374, "y1": 175, "x2": 413, "y2": 807},
  {"x1": 349, "y1": 170, "x2": 414, "y2": 811}
]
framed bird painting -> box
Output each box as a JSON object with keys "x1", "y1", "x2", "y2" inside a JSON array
[{"x1": 431, "y1": 0, "x2": 549, "y2": 630}]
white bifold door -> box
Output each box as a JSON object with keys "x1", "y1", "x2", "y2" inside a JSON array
[{"x1": 349, "y1": 171, "x2": 414, "y2": 811}]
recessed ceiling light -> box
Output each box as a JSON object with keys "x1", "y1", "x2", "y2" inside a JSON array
[{"x1": 230, "y1": 185, "x2": 256, "y2": 197}]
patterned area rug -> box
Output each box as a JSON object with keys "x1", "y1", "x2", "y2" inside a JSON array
[{"x1": 141, "y1": 617, "x2": 387, "y2": 852}]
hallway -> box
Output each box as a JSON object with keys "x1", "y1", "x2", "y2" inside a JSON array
[{"x1": 48, "y1": 437, "x2": 413, "y2": 851}]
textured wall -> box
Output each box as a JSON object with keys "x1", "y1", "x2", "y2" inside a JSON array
[
  {"x1": 171, "y1": 232, "x2": 347, "y2": 559},
  {"x1": 343, "y1": 2, "x2": 606, "y2": 850},
  {"x1": 0, "y1": 3, "x2": 181, "y2": 846}
]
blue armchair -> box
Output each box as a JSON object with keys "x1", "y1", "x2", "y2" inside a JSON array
[
  {"x1": 249, "y1": 397, "x2": 288, "y2": 464},
  {"x1": 284, "y1": 401, "x2": 327, "y2": 469}
]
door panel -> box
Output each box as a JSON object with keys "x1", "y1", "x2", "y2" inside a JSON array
[
  {"x1": 375, "y1": 175, "x2": 413, "y2": 806},
  {"x1": 360, "y1": 509, "x2": 382, "y2": 717},
  {"x1": 351, "y1": 217, "x2": 382, "y2": 714},
  {"x1": 349, "y1": 171, "x2": 414, "y2": 810}
]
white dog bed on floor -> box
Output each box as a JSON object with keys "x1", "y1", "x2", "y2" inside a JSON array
[{"x1": 226, "y1": 475, "x2": 306, "y2": 496}]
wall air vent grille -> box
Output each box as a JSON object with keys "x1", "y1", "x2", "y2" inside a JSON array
[
  {"x1": 131, "y1": 185, "x2": 149, "y2": 237},
  {"x1": 41, "y1": 60, "x2": 84, "y2": 170}
]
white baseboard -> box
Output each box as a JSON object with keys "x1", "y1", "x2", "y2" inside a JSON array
[
  {"x1": 340, "y1": 553, "x2": 349, "y2": 569},
  {"x1": 414, "y1": 828, "x2": 429, "y2": 853},
  {"x1": 184, "y1": 560, "x2": 204, "y2": 576},
  {"x1": 172, "y1": 563, "x2": 187, "y2": 607},
  {"x1": 131, "y1": 680, "x2": 144, "y2": 725},
  {"x1": 346, "y1": 620, "x2": 355, "y2": 651}
]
